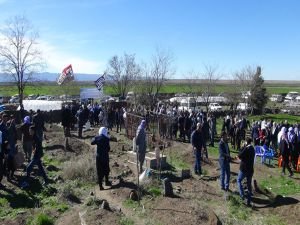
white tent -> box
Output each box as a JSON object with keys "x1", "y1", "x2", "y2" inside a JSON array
[
  {"x1": 80, "y1": 88, "x2": 103, "y2": 101},
  {"x1": 19, "y1": 100, "x2": 63, "y2": 112}
]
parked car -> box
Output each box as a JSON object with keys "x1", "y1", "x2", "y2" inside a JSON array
[
  {"x1": 0, "y1": 95, "x2": 3, "y2": 104},
  {"x1": 36, "y1": 95, "x2": 53, "y2": 101},
  {"x1": 26, "y1": 94, "x2": 37, "y2": 100},
  {"x1": 208, "y1": 103, "x2": 222, "y2": 111},
  {"x1": 9, "y1": 96, "x2": 19, "y2": 103}
]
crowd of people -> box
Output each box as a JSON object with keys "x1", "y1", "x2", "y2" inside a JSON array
[
  {"x1": 0, "y1": 109, "x2": 48, "y2": 188},
  {"x1": 1, "y1": 102, "x2": 299, "y2": 207}
]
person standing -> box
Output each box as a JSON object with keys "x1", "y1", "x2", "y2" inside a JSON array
[
  {"x1": 0, "y1": 114, "x2": 9, "y2": 187},
  {"x1": 20, "y1": 116, "x2": 33, "y2": 162},
  {"x1": 202, "y1": 117, "x2": 209, "y2": 158},
  {"x1": 21, "y1": 126, "x2": 48, "y2": 188},
  {"x1": 91, "y1": 127, "x2": 111, "y2": 190},
  {"x1": 279, "y1": 132, "x2": 293, "y2": 177},
  {"x1": 61, "y1": 105, "x2": 72, "y2": 137},
  {"x1": 6, "y1": 116, "x2": 17, "y2": 181},
  {"x1": 237, "y1": 137, "x2": 255, "y2": 206},
  {"x1": 32, "y1": 109, "x2": 46, "y2": 144},
  {"x1": 191, "y1": 123, "x2": 204, "y2": 175},
  {"x1": 76, "y1": 106, "x2": 86, "y2": 138},
  {"x1": 219, "y1": 132, "x2": 231, "y2": 191},
  {"x1": 136, "y1": 120, "x2": 147, "y2": 173}
]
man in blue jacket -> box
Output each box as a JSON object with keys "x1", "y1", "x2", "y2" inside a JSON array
[{"x1": 219, "y1": 131, "x2": 231, "y2": 191}]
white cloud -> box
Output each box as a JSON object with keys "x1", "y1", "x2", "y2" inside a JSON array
[{"x1": 39, "y1": 40, "x2": 105, "y2": 74}]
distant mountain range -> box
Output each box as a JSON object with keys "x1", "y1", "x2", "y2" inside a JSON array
[{"x1": 0, "y1": 72, "x2": 110, "y2": 82}]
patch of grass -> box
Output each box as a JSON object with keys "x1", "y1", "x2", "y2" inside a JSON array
[
  {"x1": 119, "y1": 217, "x2": 135, "y2": 225},
  {"x1": 41, "y1": 196, "x2": 69, "y2": 213},
  {"x1": 228, "y1": 194, "x2": 251, "y2": 221},
  {"x1": 248, "y1": 114, "x2": 300, "y2": 124},
  {"x1": 123, "y1": 199, "x2": 139, "y2": 209},
  {"x1": 168, "y1": 150, "x2": 190, "y2": 170},
  {"x1": 27, "y1": 213, "x2": 54, "y2": 225},
  {"x1": 0, "y1": 197, "x2": 9, "y2": 207},
  {"x1": 262, "y1": 215, "x2": 286, "y2": 225},
  {"x1": 260, "y1": 176, "x2": 300, "y2": 196},
  {"x1": 147, "y1": 187, "x2": 162, "y2": 197},
  {"x1": 62, "y1": 154, "x2": 97, "y2": 182},
  {"x1": 43, "y1": 155, "x2": 61, "y2": 167}
]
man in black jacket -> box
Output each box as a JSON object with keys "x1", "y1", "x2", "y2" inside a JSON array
[
  {"x1": 237, "y1": 137, "x2": 255, "y2": 206},
  {"x1": 191, "y1": 123, "x2": 204, "y2": 175},
  {"x1": 61, "y1": 105, "x2": 72, "y2": 137}
]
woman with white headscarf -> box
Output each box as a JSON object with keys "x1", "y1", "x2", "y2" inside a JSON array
[
  {"x1": 91, "y1": 127, "x2": 111, "y2": 190},
  {"x1": 277, "y1": 127, "x2": 287, "y2": 146}
]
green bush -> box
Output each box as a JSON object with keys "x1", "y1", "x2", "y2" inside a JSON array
[{"x1": 27, "y1": 213, "x2": 54, "y2": 225}]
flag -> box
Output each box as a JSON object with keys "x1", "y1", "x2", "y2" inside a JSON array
[
  {"x1": 94, "y1": 74, "x2": 105, "y2": 91},
  {"x1": 57, "y1": 64, "x2": 74, "y2": 85}
]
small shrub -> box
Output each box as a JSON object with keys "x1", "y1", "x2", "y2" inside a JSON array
[
  {"x1": 62, "y1": 153, "x2": 96, "y2": 182},
  {"x1": 27, "y1": 213, "x2": 54, "y2": 225}
]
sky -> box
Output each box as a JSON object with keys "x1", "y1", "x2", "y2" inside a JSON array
[{"x1": 0, "y1": 0, "x2": 300, "y2": 80}]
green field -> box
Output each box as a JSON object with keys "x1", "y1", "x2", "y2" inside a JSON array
[{"x1": 0, "y1": 82, "x2": 299, "y2": 97}]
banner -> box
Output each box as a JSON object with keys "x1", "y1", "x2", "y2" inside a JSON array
[
  {"x1": 94, "y1": 74, "x2": 105, "y2": 91},
  {"x1": 57, "y1": 64, "x2": 74, "y2": 85}
]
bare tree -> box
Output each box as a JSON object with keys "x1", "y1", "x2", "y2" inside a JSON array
[
  {"x1": 234, "y1": 65, "x2": 257, "y2": 104},
  {"x1": 139, "y1": 48, "x2": 175, "y2": 108},
  {"x1": 226, "y1": 78, "x2": 241, "y2": 112},
  {"x1": 106, "y1": 53, "x2": 140, "y2": 98},
  {"x1": 0, "y1": 15, "x2": 44, "y2": 105},
  {"x1": 201, "y1": 64, "x2": 223, "y2": 112},
  {"x1": 150, "y1": 48, "x2": 174, "y2": 102},
  {"x1": 184, "y1": 70, "x2": 202, "y2": 98}
]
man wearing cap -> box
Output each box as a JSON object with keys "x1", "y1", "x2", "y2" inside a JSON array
[
  {"x1": 136, "y1": 120, "x2": 147, "y2": 173},
  {"x1": 191, "y1": 123, "x2": 204, "y2": 175},
  {"x1": 91, "y1": 127, "x2": 111, "y2": 190}
]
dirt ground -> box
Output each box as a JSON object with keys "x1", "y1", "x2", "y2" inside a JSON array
[{"x1": 0, "y1": 124, "x2": 299, "y2": 225}]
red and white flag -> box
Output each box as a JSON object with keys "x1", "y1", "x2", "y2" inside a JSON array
[{"x1": 57, "y1": 64, "x2": 74, "y2": 85}]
